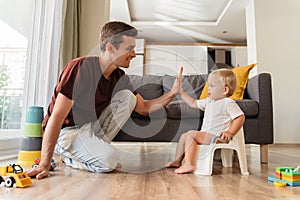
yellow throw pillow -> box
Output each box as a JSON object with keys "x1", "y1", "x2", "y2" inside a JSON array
[{"x1": 199, "y1": 63, "x2": 256, "y2": 100}]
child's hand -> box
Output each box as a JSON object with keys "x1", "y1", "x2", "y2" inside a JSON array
[{"x1": 220, "y1": 131, "x2": 234, "y2": 141}]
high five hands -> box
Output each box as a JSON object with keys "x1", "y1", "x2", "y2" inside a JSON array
[{"x1": 171, "y1": 66, "x2": 183, "y2": 95}]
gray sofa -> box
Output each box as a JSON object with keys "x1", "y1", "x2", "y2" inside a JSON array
[{"x1": 113, "y1": 73, "x2": 274, "y2": 163}]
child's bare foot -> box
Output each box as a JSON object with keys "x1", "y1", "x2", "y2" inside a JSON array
[
  {"x1": 174, "y1": 164, "x2": 195, "y2": 174},
  {"x1": 166, "y1": 160, "x2": 181, "y2": 168}
]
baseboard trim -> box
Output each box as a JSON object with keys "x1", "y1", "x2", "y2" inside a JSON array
[
  {"x1": 0, "y1": 154, "x2": 18, "y2": 162},
  {"x1": 270, "y1": 143, "x2": 300, "y2": 147}
]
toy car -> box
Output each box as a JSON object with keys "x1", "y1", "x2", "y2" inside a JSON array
[
  {"x1": 0, "y1": 164, "x2": 32, "y2": 188},
  {"x1": 32, "y1": 158, "x2": 56, "y2": 171}
]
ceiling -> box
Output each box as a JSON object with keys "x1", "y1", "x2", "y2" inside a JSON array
[{"x1": 110, "y1": 0, "x2": 251, "y2": 43}]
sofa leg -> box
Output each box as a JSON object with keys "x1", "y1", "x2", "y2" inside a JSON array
[{"x1": 260, "y1": 144, "x2": 268, "y2": 164}]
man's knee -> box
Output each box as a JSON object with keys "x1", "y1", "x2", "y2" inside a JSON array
[{"x1": 114, "y1": 90, "x2": 136, "y2": 111}]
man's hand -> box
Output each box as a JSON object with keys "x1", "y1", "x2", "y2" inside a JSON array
[
  {"x1": 27, "y1": 163, "x2": 50, "y2": 180},
  {"x1": 27, "y1": 93, "x2": 73, "y2": 180},
  {"x1": 171, "y1": 67, "x2": 183, "y2": 95}
]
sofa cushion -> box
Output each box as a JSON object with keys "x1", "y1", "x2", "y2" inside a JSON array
[
  {"x1": 131, "y1": 108, "x2": 167, "y2": 119},
  {"x1": 163, "y1": 75, "x2": 207, "y2": 100},
  {"x1": 236, "y1": 99, "x2": 259, "y2": 117},
  {"x1": 166, "y1": 100, "x2": 203, "y2": 119},
  {"x1": 128, "y1": 75, "x2": 163, "y2": 100}
]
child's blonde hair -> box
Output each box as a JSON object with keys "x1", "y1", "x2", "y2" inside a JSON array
[{"x1": 209, "y1": 69, "x2": 237, "y2": 97}]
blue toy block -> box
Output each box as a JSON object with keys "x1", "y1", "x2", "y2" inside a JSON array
[{"x1": 268, "y1": 176, "x2": 300, "y2": 187}]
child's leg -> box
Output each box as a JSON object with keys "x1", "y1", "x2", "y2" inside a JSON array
[
  {"x1": 175, "y1": 131, "x2": 214, "y2": 174},
  {"x1": 166, "y1": 132, "x2": 189, "y2": 167}
]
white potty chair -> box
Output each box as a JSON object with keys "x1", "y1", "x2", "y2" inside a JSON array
[{"x1": 194, "y1": 128, "x2": 249, "y2": 175}]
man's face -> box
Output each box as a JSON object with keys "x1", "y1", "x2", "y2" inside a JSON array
[
  {"x1": 207, "y1": 74, "x2": 227, "y2": 100},
  {"x1": 111, "y1": 35, "x2": 136, "y2": 68}
]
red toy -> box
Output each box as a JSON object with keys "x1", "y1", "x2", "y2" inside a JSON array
[{"x1": 32, "y1": 158, "x2": 56, "y2": 171}]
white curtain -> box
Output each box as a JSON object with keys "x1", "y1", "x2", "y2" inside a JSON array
[{"x1": 22, "y1": 0, "x2": 63, "y2": 125}]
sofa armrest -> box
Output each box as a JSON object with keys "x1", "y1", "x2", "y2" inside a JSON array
[{"x1": 246, "y1": 73, "x2": 274, "y2": 144}]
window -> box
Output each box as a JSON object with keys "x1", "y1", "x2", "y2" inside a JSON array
[
  {"x1": 0, "y1": 20, "x2": 26, "y2": 129},
  {"x1": 0, "y1": 0, "x2": 35, "y2": 134}
]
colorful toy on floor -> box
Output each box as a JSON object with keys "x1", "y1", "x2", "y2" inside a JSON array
[
  {"x1": 268, "y1": 166, "x2": 300, "y2": 187},
  {"x1": 32, "y1": 158, "x2": 56, "y2": 171},
  {"x1": 17, "y1": 106, "x2": 44, "y2": 166},
  {"x1": 0, "y1": 164, "x2": 32, "y2": 188}
]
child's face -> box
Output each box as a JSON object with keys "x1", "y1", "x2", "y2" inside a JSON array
[{"x1": 207, "y1": 74, "x2": 227, "y2": 100}]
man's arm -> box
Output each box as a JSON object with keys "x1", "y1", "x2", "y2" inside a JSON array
[
  {"x1": 27, "y1": 93, "x2": 73, "y2": 179},
  {"x1": 134, "y1": 68, "x2": 183, "y2": 116},
  {"x1": 134, "y1": 92, "x2": 175, "y2": 116}
]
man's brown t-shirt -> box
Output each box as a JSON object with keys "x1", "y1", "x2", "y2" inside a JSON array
[{"x1": 42, "y1": 56, "x2": 136, "y2": 131}]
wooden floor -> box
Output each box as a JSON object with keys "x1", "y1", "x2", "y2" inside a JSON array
[{"x1": 1, "y1": 143, "x2": 300, "y2": 200}]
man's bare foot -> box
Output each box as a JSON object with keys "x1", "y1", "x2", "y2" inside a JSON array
[
  {"x1": 174, "y1": 164, "x2": 195, "y2": 174},
  {"x1": 116, "y1": 163, "x2": 122, "y2": 170},
  {"x1": 166, "y1": 160, "x2": 181, "y2": 168}
]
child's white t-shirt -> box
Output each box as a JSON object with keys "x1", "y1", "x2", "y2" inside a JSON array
[{"x1": 196, "y1": 97, "x2": 244, "y2": 135}]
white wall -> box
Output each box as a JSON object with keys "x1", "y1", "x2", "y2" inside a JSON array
[
  {"x1": 245, "y1": 1, "x2": 258, "y2": 78},
  {"x1": 251, "y1": 0, "x2": 300, "y2": 143},
  {"x1": 79, "y1": 0, "x2": 110, "y2": 56},
  {"x1": 82, "y1": 0, "x2": 300, "y2": 144}
]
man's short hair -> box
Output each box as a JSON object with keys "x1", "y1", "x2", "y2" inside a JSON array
[{"x1": 100, "y1": 21, "x2": 138, "y2": 52}]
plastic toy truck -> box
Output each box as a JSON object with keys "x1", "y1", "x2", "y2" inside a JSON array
[{"x1": 0, "y1": 164, "x2": 32, "y2": 188}]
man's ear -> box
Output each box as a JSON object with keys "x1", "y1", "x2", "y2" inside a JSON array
[{"x1": 106, "y1": 42, "x2": 114, "y2": 53}]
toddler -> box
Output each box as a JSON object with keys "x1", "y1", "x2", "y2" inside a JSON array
[{"x1": 166, "y1": 68, "x2": 245, "y2": 174}]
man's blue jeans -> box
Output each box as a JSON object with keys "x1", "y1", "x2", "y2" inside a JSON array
[{"x1": 54, "y1": 90, "x2": 136, "y2": 172}]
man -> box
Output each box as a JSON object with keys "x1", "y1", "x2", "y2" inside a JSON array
[{"x1": 27, "y1": 21, "x2": 182, "y2": 179}]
